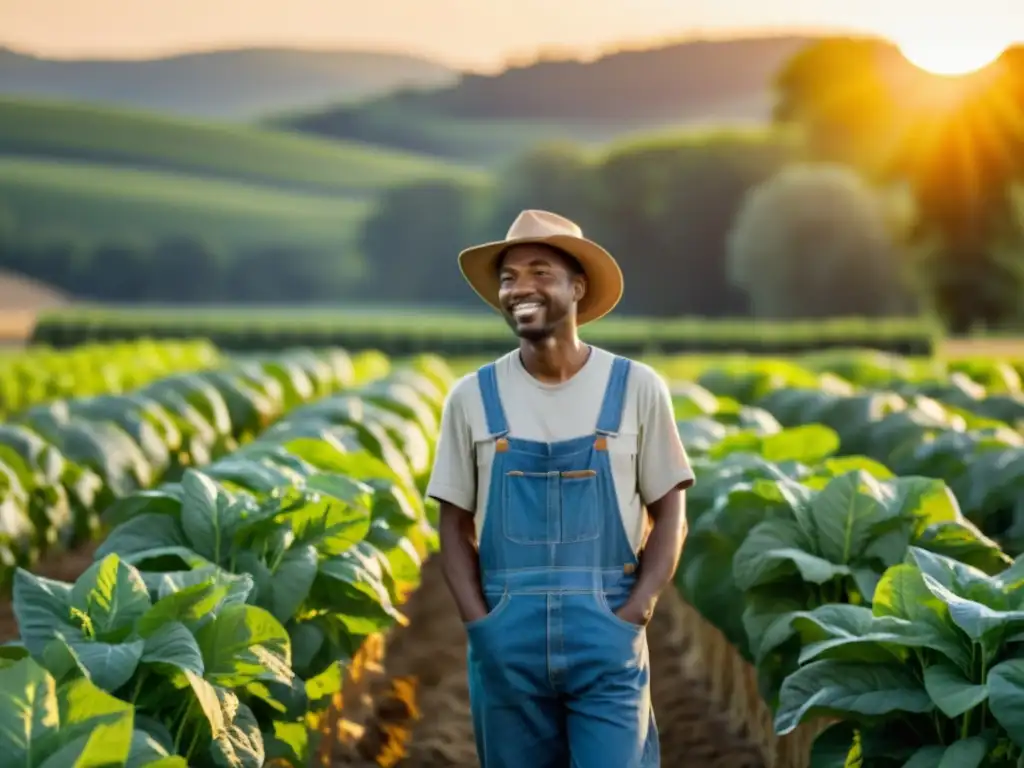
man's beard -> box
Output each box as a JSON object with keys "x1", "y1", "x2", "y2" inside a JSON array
[{"x1": 503, "y1": 312, "x2": 554, "y2": 342}]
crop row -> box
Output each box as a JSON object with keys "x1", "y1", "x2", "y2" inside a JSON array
[
  {"x1": 31, "y1": 307, "x2": 939, "y2": 356},
  {"x1": 0, "y1": 338, "x2": 223, "y2": 417},
  {"x1": 671, "y1": 352, "x2": 1024, "y2": 764},
  {"x1": 0, "y1": 352, "x2": 451, "y2": 767},
  {"x1": 0, "y1": 345, "x2": 390, "y2": 591}
]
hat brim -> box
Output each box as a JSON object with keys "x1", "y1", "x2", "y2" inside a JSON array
[{"x1": 458, "y1": 234, "x2": 623, "y2": 325}]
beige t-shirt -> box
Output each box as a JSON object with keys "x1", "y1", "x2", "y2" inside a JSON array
[{"x1": 426, "y1": 346, "x2": 695, "y2": 553}]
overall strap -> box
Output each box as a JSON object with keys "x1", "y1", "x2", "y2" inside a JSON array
[
  {"x1": 595, "y1": 356, "x2": 631, "y2": 437},
  {"x1": 476, "y1": 362, "x2": 509, "y2": 438}
]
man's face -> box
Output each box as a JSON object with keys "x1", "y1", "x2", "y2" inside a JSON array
[{"x1": 497, "y1": 244, "x2": 585, "y2": 341}]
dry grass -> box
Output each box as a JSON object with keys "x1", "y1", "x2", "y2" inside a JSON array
[
  {"x1": 0, "y1": 310, "x2": 36, "y2": 342},
  {"x1": 940, "y1": 337, "x2": 1024, "y2": 360}
]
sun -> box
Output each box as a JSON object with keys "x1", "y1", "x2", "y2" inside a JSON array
[{"x1": 896, "y1": 31, "x2": 1007, "y2": 76}]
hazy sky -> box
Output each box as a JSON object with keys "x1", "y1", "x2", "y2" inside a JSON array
[{"x1": 2, "y1": 0, "x2": 1020, "y2": 71}]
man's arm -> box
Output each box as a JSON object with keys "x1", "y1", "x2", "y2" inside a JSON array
[
  {"x1": 438, "y1": 502, "x2": 489, "y2": 624},
  {"x1": 617, "y1": 368, "x2": 695, "y2": 626},
  {"x1": 424, "y1": 378, "x2": 489, "y2": 625},
  {"x1": 617, "y1": 488, "x2": 688, "y2": 626}
]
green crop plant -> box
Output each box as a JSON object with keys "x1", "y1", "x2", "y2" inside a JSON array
[
  {"x1": 0, "y1": 346, "x2": 388, "y2": 592},
  {"x1": 0, "y1": 354, "x2": 452, "y2": 766}
]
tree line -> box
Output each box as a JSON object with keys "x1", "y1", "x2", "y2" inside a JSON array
[{"x1": 0, "y1": 128, "x2": 929, "y2": 321}]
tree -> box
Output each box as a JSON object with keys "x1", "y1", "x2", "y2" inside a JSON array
[
  {"x1": 727, "y1": 163, "x2": 915, "y2": 318},
  {"x1": 487, "y1": 143, "x2": 594, "y2": 232},
  {"x1": 359, "y1": 177, "x2": 494, "y2": 307},
  {"x1": 588, "y1": 129, "x2": 797, "y2": 317},
  {"x1": 772, "y1": 37, "x2": 1024, "y2": 332}
]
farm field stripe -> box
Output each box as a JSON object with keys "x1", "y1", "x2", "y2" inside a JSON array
[
  {"x1": 0, "y1": 338, "x2": 223, "y2": 417},
  {"x1": 0, "y1": 353, "x2": 448, "y2": 767},
  {"x1": 669, "y1": 353, "x2": 1024, "y2": 765},
  {"x1": 0, "y1": 346, "x2": 389, "y2": 593}
]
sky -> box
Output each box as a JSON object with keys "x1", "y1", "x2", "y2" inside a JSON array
[{"x1": 1, "y1": 0, "x2": 1020, "y2": 72}]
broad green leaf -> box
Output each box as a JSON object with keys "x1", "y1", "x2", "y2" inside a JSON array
[
  {"x1": 207, "y1": 692, "x2": 264, "y2": 768},
  {"x1": 317, "y1": 554, "x2": 408, "y2": 634},
  {"x1": 922, "y1": 662, "x2": 988, "y2": 718},
  {"x1": 49, "y1": 670, "x2": 137, "y2": 765},
  {"x1": 151, "y1": 567, "x2": 253, "y2": 605},
  {"x1": 742, "y1": 586, "x2": 808, "y2": 664},
  {"x1": 141, "y1": 621, "x2": 204, "y2": 678},
  {"x1": 872, "y1": 564, "x2": 972, "y2": 672},
  {"x1": 901, "y1": 738, "x2": 988, "y2": 768},
  {"x1": 914, "y1": 521, "x2": 1012, "y2": 575},
  {"x1": 269, "y1": 545, "x2": 318, "y2": 622},
  {"x1": 987, "y1": 658, "x2": 1024, "y2": 748},
  {"x1": 183, "y1": 670, "x2": 225, "y2": 737},
  {"x1": 180, "y1": 470, "x2": 252, "y2": 564},
  {"x1": 136, "y1": 582, "x2": 230, "y2": 637},
  {"x1": 304, "y1": 472, "x2": 374, "y2": 510},
  {"x1": 40, "y1": 636, "x2": 86, "y2": 684},
  {"x1": 790, "y1": 604, "x2": 919, "y2": 665},
  {"x1": 775, "y1": 659, "x2": 933, "y2": 735},
  {"x1": 760, "y1": 424, "x2": 840, "y2": 464},
  {"x1": 70, "y1": 554, "x2": 152, "y2": 642},
  {"x1": 95, "y1": 514, "x2": 188, "y2": 561},
  {"x1": 101, "y1": 488, "x2": 183, "y2": 528},
  {"x1": 809, "y1": 471, "x2": 893, "y2": 565},
  {"x1": 12, "y1": 570, "x2": 77, "y2": 657},
  {"x1": 733, "y1": 518, "x2": 848, "y2": 589},
  {"x1": 195, "y1": 604, "x2": 293, "y2": 689},
  {"x1": 68, "y1": 634, "x2": 145, "y2": 692},
  {"x1": 125, "y1": 729, "x2": 184, "y2": 767},
  {"x1": 0, "y1": 657, "x2": 58, "y2": 765},
  {"x1": 289, "y1": 492, "x2": 372, "y2": 556}
]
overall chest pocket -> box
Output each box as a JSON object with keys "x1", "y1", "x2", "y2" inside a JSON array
[{"x1": 502, "y1": 468, "x2": 600, "y2": 544}]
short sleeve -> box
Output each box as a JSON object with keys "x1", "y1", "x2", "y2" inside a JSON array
[
  {"x1": 637, "y1": 368, "x2": 695, "y2": 505},
  {"x1": 425, "y1": 378, "x2": 477, "y2": 512}
]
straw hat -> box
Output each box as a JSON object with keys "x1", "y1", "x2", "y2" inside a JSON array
[{"x1": 458, "y1": 209, "x2": 624, "y2": 325}]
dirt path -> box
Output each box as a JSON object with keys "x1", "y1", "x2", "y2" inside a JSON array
[{"x1": 333, "y1": 555, "x2": 766, "y2": 768}]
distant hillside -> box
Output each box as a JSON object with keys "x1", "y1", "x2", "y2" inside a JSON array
[
  {"x1": 0, "y1": 97, "x2": 486, "y2": 260},
  {"x1": 0, "y1": 46, "x2": 458, "y2": 120},
  {"x1": 280, "y1": 34, "x2": 835, "y2": 162},
  {"x1": 0, "y1": 97, "x2": 485, "y2": 196}
]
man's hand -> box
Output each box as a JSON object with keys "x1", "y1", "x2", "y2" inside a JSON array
[
  {"x1": 615, "y1": 600, "x2": 653, "y2": 627},
  {"x1": 437, "y1": 501, "x2": 490, "y2": 625}
]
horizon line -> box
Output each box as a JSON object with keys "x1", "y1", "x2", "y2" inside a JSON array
[{"x1": 0, "y1": 23, "x2": 890, "y2": 72}]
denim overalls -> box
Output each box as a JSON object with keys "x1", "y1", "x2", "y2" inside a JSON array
[{"x1": 464, "y1": 356, "x2": 659, "y2": 768}]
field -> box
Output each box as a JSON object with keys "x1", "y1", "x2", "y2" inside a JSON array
[
  {"x1": 0, "y1": 97, "x2": 487, "y2": 253},
  {"x1": 0, "y1": 98, "x2": 485, "y2": 194},
  {"x1": 0, "y1": 157, "x2": 375, "y2": 252},
  {"x1": 2, "y1": 338, "x2": 1024, "y2": 766},
  {"x1": 30, "y1": 305, "x2": 941, "y2": 358}
]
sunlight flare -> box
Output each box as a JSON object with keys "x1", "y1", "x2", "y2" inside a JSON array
[{"x1": 895, "y1": 29, "x2": 1008, "y2": 76}]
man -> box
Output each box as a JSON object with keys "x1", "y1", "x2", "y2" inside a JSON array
[{"x1": 426, "y1": 209, "x2": 694, "y2": 768}]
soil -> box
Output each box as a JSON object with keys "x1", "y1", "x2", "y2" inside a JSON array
[{"x1": 330, "y1": 555, "x2": 767, "y2": 768}]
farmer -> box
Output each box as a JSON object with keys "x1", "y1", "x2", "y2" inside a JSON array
[{"x1": 426, "y1": 209, "x2": 694, "y2": 767}]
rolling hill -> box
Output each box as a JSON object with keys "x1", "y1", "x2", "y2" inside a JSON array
[
  {"x1": 0, "y1": 97, "x2": 489, "y2": 256},
  {"x1": 0, "y1": 45, "x2": 458, "y2": 120},
  {"x1": 0, "y1": 97, "x2": 486, "y2": 195},
  {"x1": 0, "y1": 156, "x2": 374, "y2": 253},
  {"x1": 279, "y1": 33, "x2": 831, "y2": 162}
]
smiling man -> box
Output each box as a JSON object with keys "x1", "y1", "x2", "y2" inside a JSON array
[{"x1": 426, "y1": 209, "x2": 695, "y2": 767}]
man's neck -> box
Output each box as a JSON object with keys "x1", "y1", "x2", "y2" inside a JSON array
[{"x1": 518, "y1": 334, "x2": 590, "y2": 384}]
